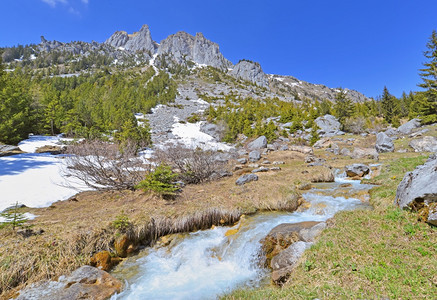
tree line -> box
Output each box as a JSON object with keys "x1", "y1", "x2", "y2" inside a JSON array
[{"x1": 0, "y1": 60, "x2": 177, "y2": 146}]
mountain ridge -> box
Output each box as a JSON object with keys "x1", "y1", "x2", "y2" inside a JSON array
[{"x1": 1, "y1": 24, "x2": 369, "y2": 103}]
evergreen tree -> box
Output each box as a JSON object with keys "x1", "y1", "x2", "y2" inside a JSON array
[
  {"x1": 333, "y1": 88, "x2": 354, "y2": 127},
  {"x1": 417, "y1": 30, "x2": 437, "y2": 124},
  {"x1": 0, "y1": 73, "x2": 33, "y2": 144},
  {"x1": 0, "y1": 202, "x2": 27, "y2": 230},
  {"x1": 380, "y1": 86, "x2": 399, "y2": 124}
]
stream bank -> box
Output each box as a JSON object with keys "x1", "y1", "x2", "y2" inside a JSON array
[{"x1": 111, "y1": 175, "x2": 373, "y2": 299}]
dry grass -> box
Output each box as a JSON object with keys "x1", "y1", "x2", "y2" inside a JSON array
[{"x1": 0, "y1": 149, "x2": 321, "y2": 297}]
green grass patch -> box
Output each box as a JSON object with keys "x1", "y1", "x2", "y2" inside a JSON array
[{"x1": 223, "y1": 154, "x2": 437, "y2": 299}]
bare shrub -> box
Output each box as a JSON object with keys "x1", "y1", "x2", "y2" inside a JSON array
[
  {"x1": 154, "y1": 144, "x2": 228, "y2": 184},
  {"x1": 63, "y1": 140, "x2": 150, "y2": 190},
  {"x1": 343, "y1": 116, "x2": 366, "y2": 134}
]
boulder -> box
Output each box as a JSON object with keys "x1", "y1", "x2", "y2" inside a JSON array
[
  {"x1": 16, "y1": 266, "x2": 122, "y2": 300},
  {"x1": 340, "y1": 148, "x2": 351, "y2": 157},
  {"x1": 35, "y1": 145, "x2": 65, "y2": 155},
  {"x1": 345, "y1": 164, "x2": 370, "y2": 177},
  {"x1": 397, "y1": 118, "x2": 421, "y2": 135},
  {"x1": 409, "y1": 136, "x2": 437, "y2": 153},
  {"x1": 248, "y1": 150, "x2": 261, "y2": 162},
  {"x1": 261, "y1": 222, "x2": 320, "y2": 265},
  {"x1": 237, "y1": 157, "x2": 247, "y2": 164},
  {"x1": 384, "y1": 128, "x2": 398, "y2": 137},
  {"x1": 289, "y1": 145, "x2": 314, "y2": 155},
  {"x1": 114, "y1": 234, "x2": 136, "y2": 258},
  {"x1": 252, "y1": 167, "x2": 269, "y2": 173},
  {"x1": 271, "y1": 240, "x2": 308, "y2": 270},
  {"x1": 200, "y1": 122, "x2": 222, "y2": 141},
  {"x1": 247, "y1": 136, "x2": 268, "y2": 150},
  {"x1": 271, "y1": 241, "x2": 309, "y2": 284},
  {"x1": 351, "y1": 147, "x2": 379, "y2": 160},
  {"x1": 0, "y1": 144, "x2": 24, "y2": 156},
  {"x1": 395, "y1": 155, "x2": 437, "y2": 225},
  {"x1": 279, "y1": 144, "x2": 289, "y2": 151},
  {"x1": 315, "y1": 114, "x2": 341, "y2": 137},
  {"x1": 261, "y1": 221, "x2": 326, "y2": 285},
  {"x1": 375, "y1": 132, "x2": 394, "y2": 153},
  {"x1": 235, "y1": 173, "x2": 258, "y2": 186}
]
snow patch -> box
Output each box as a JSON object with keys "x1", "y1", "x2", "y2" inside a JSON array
[
  {"x1": 18, "y1": 135, "x2": 73, "y2": 153},
  {"x1": 172, "y1": 122, "x2": 231, "y2": 151},
  {"x1": 0, "y1": 153, "x2": 91, "y2": 213}
]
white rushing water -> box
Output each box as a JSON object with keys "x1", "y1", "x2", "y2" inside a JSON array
[{"x1": 114, "y1": 179, "x2": 372, "y2": 300}]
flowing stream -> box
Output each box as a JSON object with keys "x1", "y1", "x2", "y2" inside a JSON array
[{"x1": 112, "y1": 175, "x2": 373, "y2": 300}]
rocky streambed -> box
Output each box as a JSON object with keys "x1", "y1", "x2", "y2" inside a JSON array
[{"x1": 109, "y1": 175, "x2": 373, "y2": 299}]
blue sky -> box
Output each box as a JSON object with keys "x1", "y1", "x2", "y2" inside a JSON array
[{"x1": 1, "y1": 0, "x2": 437, "y2": 98}]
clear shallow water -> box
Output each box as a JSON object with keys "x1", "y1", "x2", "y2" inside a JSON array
[{"x1": 113, "y1": 179, "x2": 372, "y2": 300}]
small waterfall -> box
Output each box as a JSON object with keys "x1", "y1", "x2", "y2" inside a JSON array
[{"x1": 113, "y1": 178, "x2": 373, "y2": 300}]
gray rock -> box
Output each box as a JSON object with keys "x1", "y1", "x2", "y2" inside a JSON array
[
  {"x1": 247, "y1": 136, "x2": 267, "y2": 150},
  {"x1": 279, "y1": 144, "x2": 289, "y2": 151},
  {"x1": 340, "y1": 148, "x2": 351, "y2": 156},
  {"x1": 345, "y1": 164, "x2": 370, "y2": 177},
  {"x1": 235, "y1": 173, "x2": 258, "y2": 186},
  {"x1": 238, "y1": 149, "x2": 248, "y2": 156},
  {"x1": 237, "y1": 157, "x2": 247, "y2": 164},
  {"x1": 315, "y1": 114, "x2": 341, "y2": 137},
  {"x1": 273, "y1": 161, "x2": 285, "y2": 165},
  {"x1": 200, "y1": 122, "x2": 222, "y2": 141},
  {"x1": 271, "y1": 241, "x2": 309, "y2": 270},
  {"x1": 248, "y1": 150, "x2": 261, "y2": 162},
  {"x1": 395, "y1": 155, "x2": 437, "y2": 225},
  {"x1": 397, "y1": 118, "x2": 421, "y2": 135},
  {"x1": 409, "y1": 136, "x2": 437, "y2": 153},
  {"x1": 0, "y1": 144, "x2": 23, "y2": 156},
  {"x1": 289, "y1": 145, "x2": 314, "y2": 155},
  {"x1": 252, "y1": 167, "x2": 269, "y2": 173},
  {"x1": 16, "y1": 266, "x2": 122, "y2": 300},
  {"x1": 384, "y1": 128, "x2": 398, "y2": 137},
  {"x1": 375, "y1": 132, "x2": 394, "y2": 153},
  {"x1": 248, "y1": 163, "x2": 260, "y2": 168},
  {"x1": 351, "y1": 148, "x2": 379, "y2": 160},
  {"x1": 229, "y1": 60, "x2": 269, "y2": 87},
  {"x1": 299, "y1": 222, "x2": 327, "y2": 242},
  {"x1": 270, "y1": 167, "x2": 281, "y2": 171},
  {"x1": 428, "y1": 205, "x2": 437, "y2": 226}
]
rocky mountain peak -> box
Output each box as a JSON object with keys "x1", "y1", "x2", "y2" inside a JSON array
[
  {"x1": 229, "y1": 60, "x2": 269, "y2": 88},
  {"x1": 105, "y1": 24, "x2": 157, "y2": 53},
  {"x1": 157, "y1": 31, "x2": 232, "y2": 70},
  {"x1": 105, "y1": 31, "x2": 129, "y2": 48}
]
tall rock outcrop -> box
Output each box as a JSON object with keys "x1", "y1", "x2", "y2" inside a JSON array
[
  {"x1": 229, "y1": 60, "x2": 269, "y2": 88},
  {"x1": 192, "y1": 32, "x2": 232, "y2": 69},
  {"x1": 105, "y1": 24, "x2": 157, "y2": 53},
  {"x1": 157, "y1": 31, "x2": 232, "y2": 70},
  {"x1": 105, "y1": 31, "x2": 129, "y2": 48}
]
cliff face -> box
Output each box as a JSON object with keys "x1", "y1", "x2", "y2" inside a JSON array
[{"x1": 229, "y1": 60, "x2": 269, "y2": 88}]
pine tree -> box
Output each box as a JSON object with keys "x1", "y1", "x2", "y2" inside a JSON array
[
  {"x1": 417, "y1": 30, "x2": 437, "y2": 124},
  {"x1": 333, "y1": 88, "x2": 354, "y2": 127},
  {"x1": 0, "y1": 202, "x2": 27, "y2": 230},
  {"x1": 0, "y1": 73, "x2": 33, "y2": 144},
  {"x1": 380, "y1": 86, "x2": 399, "y2": 124}
]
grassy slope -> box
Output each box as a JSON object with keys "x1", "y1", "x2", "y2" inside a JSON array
[{"x1": 224, "y1": 154, "x2": 437, "y2": 299}]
